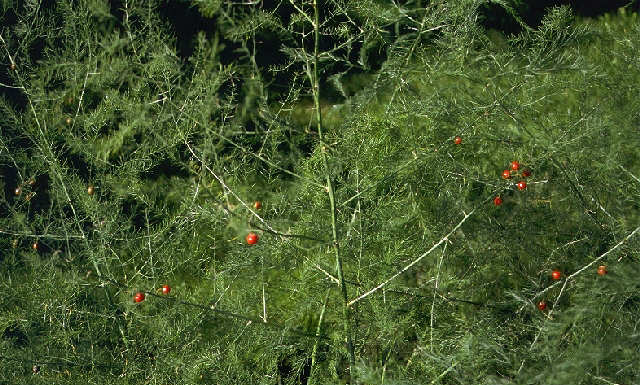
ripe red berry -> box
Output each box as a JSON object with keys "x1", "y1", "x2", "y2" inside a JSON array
[
  {"x1": 537, "y1": 300, "x2": 547, "y2": 311},
  {"x1": 454, "y1": 136, "x2": 462, "y2": 145},
  {"x1": 254, "y1": 201, "x2": 262, "y2": 210},
  {"x1": 551, "y1": 270, "x2": 562, "y2": 280},
  {"x1": 246, "y1": 232, "x2": 259, "y2": 245},
  {"x1": 161, "y1": 285, "x2": 171, "y2": 295},
  {"x1": 510, "y1": 161, "x2": 520, "y2": 171},
  {"x1": 522, "y1": 169, "x2": 531, "y2": 178},
  {"x1": 134, "y1": 292, "x2": 145, "y2": 303},
  {"x1": 516, "y1": 181, "x2": 527, "y2": 191},
  {"x1": 493, "y1": 196, "x2": 503, "y2": 206},
  {"x1": 502, "y1": 170, "x2": 511, "y2": 179},
  {"x1": 597, "y1": 265, "x2": 607, "y2": 276}
]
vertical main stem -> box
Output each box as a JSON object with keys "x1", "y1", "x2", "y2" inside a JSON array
[{"x1": 312, "y1": 0, "x2": 356, "y2": 374}]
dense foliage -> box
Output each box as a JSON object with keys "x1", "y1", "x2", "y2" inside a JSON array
[{"x1": 1, "y1": 1, "x2": 639, "y2": 384}]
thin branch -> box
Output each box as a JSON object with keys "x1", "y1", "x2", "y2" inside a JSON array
[
  {"x1": 184, "y1": 140, "x2": 278, "y2": 234},
  {"x1": 0, "y1": 82, "x2": 24, "y2": 89},
  {"x1": 288, "y1": 0, "x2": 314, "y2": 25},
  {"x1": 521, "y1": 224, "x2": 640, "y2": 313},
  {"x1": 1, "y1": 33, "x2": 97, "y2": 276},
  {"x1": 102, "y1": 277, "x2": 320, "y2": 339},
  {"x1": 431, "y1": 242, "x2": 447, "y2": 353},
  {"x1": 348, "y1": 208, "x2": 476, "y2": 307},
  {"x1": 588, "y1": 373, "x2": 621, "y2": 385},
  {"x1": 620, "y1": 164, "x2": 640, "y2": 185},
  {"x1": 0, "y1": 229, "x2": 85, "y2": 240},
  {"x1": 309, "y1": 288, "x2": 331, "y2": 385}
]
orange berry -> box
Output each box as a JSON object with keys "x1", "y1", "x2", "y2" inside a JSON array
[
  {"x1": 537, "y1": 300, "x2": 547, "y2": 311},
  {"x1": 246, "y1": 232, "x2": 259, "y2": 245}
]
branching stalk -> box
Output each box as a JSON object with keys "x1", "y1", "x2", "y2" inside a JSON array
[{"x1": 310, "y1": 0, "x2": 356, "y2": 373}]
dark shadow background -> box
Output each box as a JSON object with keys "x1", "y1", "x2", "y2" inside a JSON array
[
  {"x1": 479, "y1": 0, "x2": 639, "y2": 35},
  {"x1": 1, "y1": 0, "x2": 638, "y2": 114}
]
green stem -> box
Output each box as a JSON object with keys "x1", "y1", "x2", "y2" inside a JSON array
[
  {"x1": 309, "y1": 288, "x2": 331, "y2": 385},
  {"x1": 312, "y1": 0, "x2": 356, "y2": 374}
]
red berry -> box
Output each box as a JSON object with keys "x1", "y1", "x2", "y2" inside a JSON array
[
  {"x1": 493, "y1": 196, "x2": 503, "y2": 206},
  {"x1": 516, "y1": 181, "x2": 527, "y2": 191},
  {"x1": 134, "y1": 292, "x2": 145, "y2": 303},
  {"x1": 551, "y1": 270, "x2": 562, "y2": 280},
  {"x1": 537, "y1": 300, "x2": 547, "y2": 311},
  {"x1": 597, "y1": 265, "x2": 607, "y2": 276},
  {"x1": 510, "y1": 161, "x2": 520, "y2": 171},
  {"x1": 502, "y1": 170, "x2": 511, "y2": 179},
  {"x1": 522, "y1": 169, "x2": 531, "y2": 178},
  {"x1": 246, "y1": 232, "x2": 259, "y2": 245},
  {"x1": 161, "y1": 285, "x2": 171, "y2": 295},
  {"x1": 454, "y1": 136, "x2": 462, "y2": 145},
  {"x1": 253, "y1": 201, "x2": 262, "y2": 210}
]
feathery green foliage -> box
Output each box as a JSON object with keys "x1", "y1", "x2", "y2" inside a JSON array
[{"x1": 1, "y1": 1, "x2": 639, "y2": 384}]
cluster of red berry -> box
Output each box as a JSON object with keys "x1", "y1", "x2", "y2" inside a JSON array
[
  {"x1": 135, "y1": 200, "x2": 264, "y2": 303},
  {"x1": 493, "y1": 160, "x2": 532, "y2": 206},
  {"x1": 14, "y1": 193, "x2": 263, "y2": 304},
  {"x1": 537, "y1": 265, "x2": 608, "y2": 312},
  {"x1": 134, "y1": 285, "x2": 171, "y2": 303},
  {"x1": 451, "y1": 138, "x2": 529, "y2": 204}
]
